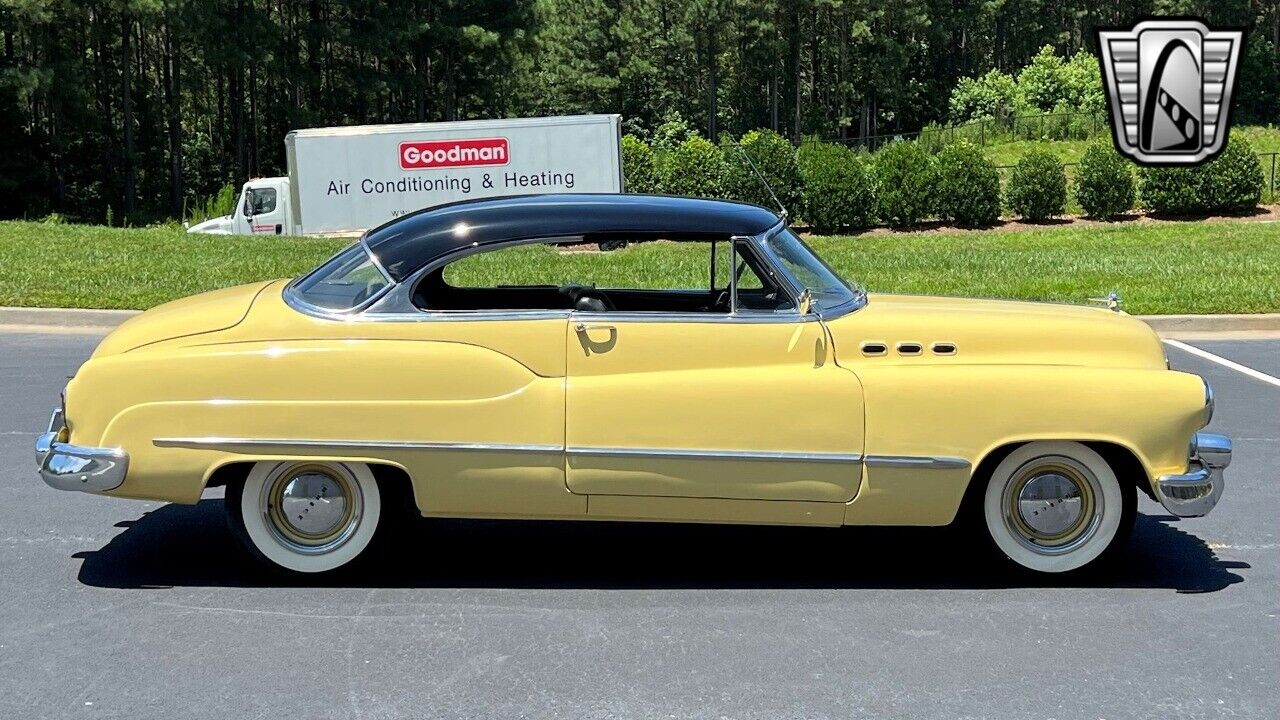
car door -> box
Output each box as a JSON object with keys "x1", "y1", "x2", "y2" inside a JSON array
[{"x1": 564, "y1": 240, "x2": 865, "y2": 503}]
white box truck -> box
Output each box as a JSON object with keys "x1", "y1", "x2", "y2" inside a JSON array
[{"x1": 187, "y1": 114, "x2": 623, "y2": 236}]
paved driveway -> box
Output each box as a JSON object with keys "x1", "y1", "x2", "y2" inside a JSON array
[{"x1": 1, "y1": 331, "x2": 1276, "y2": 719}]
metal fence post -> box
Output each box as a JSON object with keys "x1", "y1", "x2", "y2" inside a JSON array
[{"x1": 1264, "y1": 149, "x2": 1274, "y2": 197}]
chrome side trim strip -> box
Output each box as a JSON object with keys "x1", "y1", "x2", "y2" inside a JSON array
[
  {"x1": 566, "y1": 446, "x2": 862, "y2": 463},
  {"x1": 153, "y1": 437, "x2": 966, "y2": 472},
  {"x1": 863, "y1": 455, "x2": 971, "y2": 470},
  {"x1": 153, "y1": 437, "x2": 563, "y2": 454}
]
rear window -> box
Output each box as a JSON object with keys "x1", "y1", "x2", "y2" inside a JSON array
[{"x1": 291, "y1": 243, "x2": 391, "y2": 311}]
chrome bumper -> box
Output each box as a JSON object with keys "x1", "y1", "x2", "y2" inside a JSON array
[
  {"x1": 1155, "y1": 432, "x2": 1231, "y2": 518},
  {"x1": 35, "y1": 409, "x2": 128, "y2": 494}
]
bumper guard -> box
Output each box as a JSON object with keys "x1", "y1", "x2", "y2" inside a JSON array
[
  {"x1": 1154, "y1": 432, "x2": 1231, "y2": 518},
  {"x1": 35, "y1": 409, "x2": 128, "y2": 494}
]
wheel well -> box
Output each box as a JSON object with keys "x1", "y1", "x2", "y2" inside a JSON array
[
  {"x1": 203, "y1": 460, "x2": 421, "y2": 509},
  {"x1": 954, "y1": 439, "x2": 1154, "y2": 525}
]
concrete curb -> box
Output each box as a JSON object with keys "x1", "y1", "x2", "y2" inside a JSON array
[
  {"x1": 3, "y1": 306, "x2": 1280, "y2": 335},
  {"x1": 1137, "y1": 313, "x2": 1280, "y2": 333},
  {"x1": 0, "y1": 307, "x2": 140, "y2": 329}
]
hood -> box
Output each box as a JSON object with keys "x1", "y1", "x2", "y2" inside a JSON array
[
  {"x1": 91, "y1": 281, "x2": 277, "y2": 358},
  {"x1": 827, "y1": 294, "x2": 1166, "y2": 370},
  {"x1": 187, "y1": 215, "x2": 234, "y2": 234}
]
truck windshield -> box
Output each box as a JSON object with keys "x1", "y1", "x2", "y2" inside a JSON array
[{"x1": 291, "y1": 243, "x2": 391, "y2": 311}]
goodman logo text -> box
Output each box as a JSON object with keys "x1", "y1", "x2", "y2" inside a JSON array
[{"x1": 400, "y1": 137, "x2": 510, "y2": 170}]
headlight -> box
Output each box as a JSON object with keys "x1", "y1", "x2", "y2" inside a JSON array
[{"x1": 1202, "y1": 378, "x2": 1214, "y2": 426}]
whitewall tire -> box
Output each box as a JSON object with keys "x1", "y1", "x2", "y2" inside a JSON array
[
  {"x1": 228, "y1": 461, "x2": 382, "y2": 574},
  {"x1": 983, "y1": 442, "x2": 1133, "y2": 574}
]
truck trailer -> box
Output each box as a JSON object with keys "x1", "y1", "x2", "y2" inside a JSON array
[{"x1": 187, "y1": 114, "x2": 623, "y2": 236}]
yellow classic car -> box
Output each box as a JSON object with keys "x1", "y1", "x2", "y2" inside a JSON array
[{"x1": 36, "y1": 194, "x2": 1229, "y2": 575}]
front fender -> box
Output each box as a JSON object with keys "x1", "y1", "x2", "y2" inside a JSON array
[{"x1": 844, "y1": 364, "x2": 1206, "y2": 525}]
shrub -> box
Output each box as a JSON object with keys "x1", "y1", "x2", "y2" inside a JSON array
[
  {"x1": 621, "y1": 134, "x2": 659, "y2": 194},
  {"x1": 934, "y1": 141, "x2": 1001, "y2": 227},
  {"x1": 1198, "y1": 136, "x2": 1264, "y2": 212},
  {"x1": 1137, "y1": 167, "x2": 1201, "y2": 215},
  {"x1": 1139, "y1": 136, "x2": 1264, "y2": 215},
  {"x1": 948, "y1": 68, "x2": 1019, "y2": 123},
  {"x1": 797, "y1": 142, "x2": 876, "y2": 233},
  {"x1": 186, "y1": 182, "x2": 237, "y2": 223},
  {"x1": 721, "y1": 128, "x2": 802, "y2": 212},
  {"x1": 656, "y1": 135, "x2": 728, "y2": 198},
  {"x1": 1061, "y1": 51, "x2": 1106, "y2": 113},
  {"x1": 650, "y1": 112, "x2": 696, "y2": 152},
  {"x1": 1006, "y1": 148, "x2": 1067, "y2": 221},
  {"x1": 873, "y1": 140, "x2": 938, "y2": 227},
  {"x1": 1017, "y1": 46, "x2": 1068, "y2": 112},
  {"x1": 1075, "y1": 140, "x2": 1134, "y2": 219}
]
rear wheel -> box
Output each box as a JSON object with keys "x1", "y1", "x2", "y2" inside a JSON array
[
  {"x1": 226, "y1": 460, "x2": 382, "y2": 574},
  {"x1": 982, "y1": 442, "x2": 1135, "y2": 574}
]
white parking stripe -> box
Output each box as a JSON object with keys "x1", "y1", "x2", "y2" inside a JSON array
[{"x1": 1164, "y1": 339, "x2": 1280, "y2": 389}]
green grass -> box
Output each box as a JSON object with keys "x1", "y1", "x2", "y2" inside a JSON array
[
  {"x1": 2, "y1": 219, "x2": 1276, "y2": 315},
  {"x1": 0, "y1": 222, "x2": 345, "y2": 309}
]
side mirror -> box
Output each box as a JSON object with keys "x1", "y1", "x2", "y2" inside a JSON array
[{"x1": 797, "y1": 288, "x2": 814, "y2": 315}]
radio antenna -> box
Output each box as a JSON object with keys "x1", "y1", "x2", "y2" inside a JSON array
[{"x1": 732, "y1": 141, "x2": 788, "y2": 221}]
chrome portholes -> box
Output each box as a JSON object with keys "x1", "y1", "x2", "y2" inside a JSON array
[
  {"x1": 1000, "y1": 455, "x2": 1103, "y2": 556},
  {"x1": 260, "y1": 462, "x2": 363, "y2": 555}
]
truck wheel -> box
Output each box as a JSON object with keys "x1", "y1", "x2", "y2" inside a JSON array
[
  {"x1": 226, "y1": 460, "x2": 382, "y2": 574},
  {"x1": 982, "y1": 441, "x2": 1135, "y2": 574}
]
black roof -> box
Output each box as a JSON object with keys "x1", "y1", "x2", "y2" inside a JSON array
[{"x1": 364, "y1": 193, "x2": 781, "y2": 281}]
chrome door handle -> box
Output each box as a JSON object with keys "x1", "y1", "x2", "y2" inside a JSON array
[{"x1": 575, "y1": 323, "x2": 615, "y2": 333}]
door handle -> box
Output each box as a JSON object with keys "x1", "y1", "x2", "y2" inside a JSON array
[{"x1": 575, "y1": 322, "x2": 615, "y2": 333}]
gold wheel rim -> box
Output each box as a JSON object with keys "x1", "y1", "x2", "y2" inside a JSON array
[
  {"x1": 261, "y1": 463, "x2": 362, "y2": 553},
  {"x1": 1002, "y1": 455, "x2": 1103, "y2": 556}
]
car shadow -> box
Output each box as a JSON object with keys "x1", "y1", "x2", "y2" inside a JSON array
[{"x1": 74, "y1": 499, "x2": 1246, "y2": 593}]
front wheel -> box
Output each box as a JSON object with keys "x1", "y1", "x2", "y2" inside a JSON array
[
  {"x1": 227, "y1": 460, "x2": 383, "y2": 574},
  {"x1": 983, "y1": 442, "x2": 1135, "y2": 574}
]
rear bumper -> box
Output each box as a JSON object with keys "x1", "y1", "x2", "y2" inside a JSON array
[
  {"x1": 35, "y1": 409, "x2": 128, "y2": 494},
  {"x1": 1154, "y1": 432, "x2": 1231, "y2": 518}
]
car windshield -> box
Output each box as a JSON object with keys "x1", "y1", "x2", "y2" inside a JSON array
[
  {"x1": 762, "y1": 228, "x2": 860, "y2": 311},
  {"x1": 291, "y1": 242, "x2": 392, "y2": 311}
]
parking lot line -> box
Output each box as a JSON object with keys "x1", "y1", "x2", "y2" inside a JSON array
[{"x1": 1164, "y1": 339, "x2": 1280, "y2": 389}]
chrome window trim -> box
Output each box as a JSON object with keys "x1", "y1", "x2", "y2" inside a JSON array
[
  {"x1": 755, "y1": 222, "x2": 867, "y2": 321},
  {"x1": 284, "y1": 223, "x2": 868, "y2": 324},
  {"x1": 283, "y1": 236, "x2": 397, "y2": 318},
  {"x1": 569, "y1": 310, "x2": 818, "y2": 325}
]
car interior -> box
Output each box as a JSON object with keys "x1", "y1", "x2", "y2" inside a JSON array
[{"x1": 412, "y1": 235, "x2": 796, "y2": 314}]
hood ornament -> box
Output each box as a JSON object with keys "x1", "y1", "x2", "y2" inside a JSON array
[{"x1": 1089, "y1": 291, "x2": 1123, "y2": 312}]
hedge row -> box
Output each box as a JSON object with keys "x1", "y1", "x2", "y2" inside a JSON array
[{"x1": 622, "y1": 129, "x2": 1267, "y2": 232}]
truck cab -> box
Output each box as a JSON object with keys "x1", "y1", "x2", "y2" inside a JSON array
[{"x1": 187, "y1": 177, "x2": 293, "y2": 235}]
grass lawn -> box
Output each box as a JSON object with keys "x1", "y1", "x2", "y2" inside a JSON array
[{"x1": 1, "y1": 219, "x2": 1277, "y2": 315}]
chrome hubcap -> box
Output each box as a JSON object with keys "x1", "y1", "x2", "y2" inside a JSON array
[
  {"x1": 261, "y1": 463, "x2": 362, "y2": 554},
  {"x1": 279, "y1": 471, "x2": 348, "y2": 537},
  {"x1": 1002, "y1": 456, "x2": 1102, "y2": 555},
  {"x1": 1017, "y1": 472, "x2": 1084, "y2": 537}
]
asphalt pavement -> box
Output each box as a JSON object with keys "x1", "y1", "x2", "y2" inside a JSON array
[{"x1": 0, "y1": 329, "x2": 1276, "y2": 720}]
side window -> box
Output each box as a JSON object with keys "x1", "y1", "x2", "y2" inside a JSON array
[
  {"x1": 246, "y1": 188, "x2": 277, "y2": 216},
  {"x1": 416, "y1": 239, "x2": 794, "y2": 313}
]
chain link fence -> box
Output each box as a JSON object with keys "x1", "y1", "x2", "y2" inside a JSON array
[{"x1": 821, "y1": 111, "x2": 1108, "y2": 152}]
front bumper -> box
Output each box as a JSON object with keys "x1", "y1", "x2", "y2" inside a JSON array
[
  {"x1": 35, "y1": 409, "x2": 128, "y2": 494},
  {"x1": 1155, "y1": 432, "x2": 1231, "y2": 518}
]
